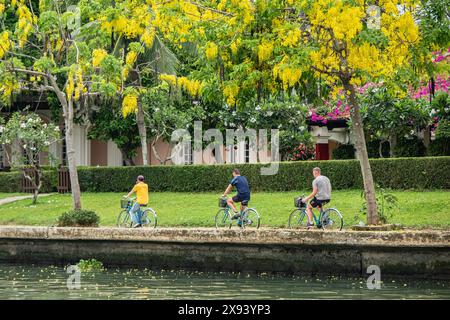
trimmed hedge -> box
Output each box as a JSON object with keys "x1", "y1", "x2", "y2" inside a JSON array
[
  {"x1": 0, "y1": 170, "x2": 57, "y2": 193},
  {"x1": 1, "y1": 157, "x2": 449, "y2": 193},
  {"x1": 77, "y1": 157, "x2": 450, "y2": 192}
]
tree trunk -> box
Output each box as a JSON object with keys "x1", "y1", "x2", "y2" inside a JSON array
[
  {"x1": 65, "y1": 100, "x2": 82, "y2": 210},
  {"x1": 344, "y1": 82, "x2": 379, "y2": 225},
  {"x1": 423, "y1": 126, "x2": 431, "y2": 155},
  {"x1": 47, "y1": 73, "x2": 82, "y2": 210},
  {"x1": 389, "y1": 133, "x2": 397, "y2": 158},
  {"x1": 136, "y1": 101, "x2": 148, "y2": 165}
]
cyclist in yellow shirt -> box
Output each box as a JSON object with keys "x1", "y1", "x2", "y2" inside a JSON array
[{"x1": 124, "y1": 175, "x2": 149, "y2": 227}]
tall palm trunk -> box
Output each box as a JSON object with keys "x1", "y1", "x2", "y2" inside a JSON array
[{"x1": 344, "y1": 82, "x2": 379, "y2": 225}]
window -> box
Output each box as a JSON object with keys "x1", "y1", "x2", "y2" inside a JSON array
[
  {"x1": 245, "y1": 140, "x2": 250, "y2": 163},
  {"x1": 176, "y1": 140, "x2": 192, "y2": 165}
]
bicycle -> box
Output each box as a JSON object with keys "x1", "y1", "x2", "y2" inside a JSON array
[
  {"x1": 117, "y1": 197, "x2": 158, "y2": 228},
  {"x1": 288, "y1": 196, "x2": 343, "y2": 230},
  {"x1": 215, "y1": 197, "x2": 260, "y2": 229}
]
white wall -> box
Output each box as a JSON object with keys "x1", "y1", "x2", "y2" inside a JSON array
[{"x1": 107, "y1": 140, "x2": 123, "y2": 166}]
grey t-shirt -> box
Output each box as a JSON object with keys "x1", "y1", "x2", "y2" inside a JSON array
[{"x1": 313, "y1": 175, "x2": 331, "y2": 200}]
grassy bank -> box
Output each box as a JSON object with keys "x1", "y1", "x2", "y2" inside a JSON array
[{"x1": 0, "y1": 191, "x2": 449, "y2": 228}]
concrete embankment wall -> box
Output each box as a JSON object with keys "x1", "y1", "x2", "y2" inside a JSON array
[{"x1": 0, "y1": 227, "x2": 449, "y2": 278}]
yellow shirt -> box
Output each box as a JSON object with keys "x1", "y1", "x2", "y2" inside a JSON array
[{"x1": 132, "y1": 182, "x2": 149, "y2": 205}]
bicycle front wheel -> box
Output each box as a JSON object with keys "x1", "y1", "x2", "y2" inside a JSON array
[
  {"x1": 117, "y1": 210, "x2": 132, "y2": 228},
  {"x1": 288, "y1": 209, "x2": 308, "y2": 229},
  {"x1": 141, "y1": 208, "x2": 158, "y2": 228},
  {"x1": 241, "y1": 208, "x2": 260, "y2": 229},
  {"x1": 321, "y1": 208, "x2": 343, "y2": 231},
  {"x1": 215, "y1": 208, "x2": 232, "y2": 229}
]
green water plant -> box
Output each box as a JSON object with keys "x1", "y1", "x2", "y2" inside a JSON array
[{"x1": 76, "y1": 259, "x2": 104, "y2": 272}]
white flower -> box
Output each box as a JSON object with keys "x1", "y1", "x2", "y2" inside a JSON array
[
  {"x1": 23, "y1": 144, "x2": 27, "y2": 149},
  {"x1": 299, "y1": 126, "x2": 305, "y2": 131},
  {"x1": 250, "y1": 117, "x2": 256, "y2": 123},
  {"x1": 410, "y1": 130, "x2": 415, "y2": 135},
  {"x1": 43, "y1": 123, "x2": 48, "y2": 128},
  {"x1": 54, "y1": 127, "x2": 60, "y2": 132},
  {"x1": 266, "y1": 111, "x2": 273, "y2": 116},
  {"x1": 255, "y1": 105, "x2": 261, "y2": 111},
  {"x1": 430, "y1": 109, "x2": 436, "y2": 116},
  {"x1": 0, "y1": 126, "x2": 3, "y2": 133},
  {"x1": 20, "y1": 123, "x2": 26, "y2": 128}
]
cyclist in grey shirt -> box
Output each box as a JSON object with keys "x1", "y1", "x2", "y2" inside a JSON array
[{"x1": 302, "y1": 167, "x2": 331, "y2": 229}]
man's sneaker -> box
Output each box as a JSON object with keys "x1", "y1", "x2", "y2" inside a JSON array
[
  {"x1": 132, "y1": 223, "x2": 142, "y2": 228},
  {"x1": 306, "y1": 222, "x2": 314, "y2": 229}
]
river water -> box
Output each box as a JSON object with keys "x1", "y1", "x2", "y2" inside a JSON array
[{"x1": 0, "y1": 264, "x2": 449, "y2": 299}]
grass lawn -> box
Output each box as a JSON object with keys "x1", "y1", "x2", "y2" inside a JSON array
[{"x1": 0, "y1": 190, "x2": 449, "y2": 229}]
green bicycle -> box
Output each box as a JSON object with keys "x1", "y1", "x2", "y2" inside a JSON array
[
  {"x1": 117, "y1": 197, "x2": 158, "y2": 228},
  {"x1": 288, "y1": 196, "x2": 343, "y2": 230},
  {"x1": 215, "y1": 197, "x2": 261, "y2": 229}
]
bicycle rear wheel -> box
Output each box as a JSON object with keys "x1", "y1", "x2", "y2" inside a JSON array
[
  {"x1": 141, "y1": 208, "x2": 158, "y2": 228},
  {"x1": 117, "y1": 210, "x2": 132, "y2": 228},
  {"x1": 288, "y1": 209, "x2": 308, "y2": 228},
  {"x1": 215, "y1": 208, "x2": 232, "y2": 229},
  {"x1": 241, "y1": 208, "x2": 260, "y2": 229},
  {"x1": 321, "y1": 208, "x2": 343, "y2": 231}
]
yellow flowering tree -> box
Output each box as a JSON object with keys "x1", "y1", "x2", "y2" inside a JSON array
[{"x1": 153, "y1": 0, "x2": 446, "y2": 225}]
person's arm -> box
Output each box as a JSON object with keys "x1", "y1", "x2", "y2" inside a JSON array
[
  {"x1": 222, "y1": 184, "x2": 233, "y2": 197},
  {"x1": 125, "y1": 186, "x2": 136, "y2": 198},
  {"x1": 303, "y1": 185, "x2": 318, "y2": 202}
]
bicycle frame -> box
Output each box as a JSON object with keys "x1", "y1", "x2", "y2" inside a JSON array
[{"x1": 306, "y1": 207, "x2": 325, "y2": 227}]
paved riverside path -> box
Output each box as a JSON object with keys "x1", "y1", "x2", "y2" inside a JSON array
[{"x1": 0, "y1": 194, "x2": 54, "y2": 206}]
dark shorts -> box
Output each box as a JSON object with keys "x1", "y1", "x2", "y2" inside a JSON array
[
  {"x1": 232, "y1": 193, "x2": 250, "y2": 206},
  {"x1": 310, "y1": 197, "x2": 330, "y2": 208}
]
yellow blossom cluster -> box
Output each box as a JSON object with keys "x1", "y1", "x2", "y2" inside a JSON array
[
  {"x1": 0, "y1": 2, "x2": 5, "y2": 15},
  {"x1": 92, "y1": 49, "x2": 108, "y2": 68},
  {"x1": 66, "y1": 67, "x2": 84, "y2": 102},
  {"x1": 280, "y1": 29, "x2": 302, "y2": 47},
  {"x1": 273, "y1": 57, "x2": 302, "y2": 90},
  {"x1": 347, "y1": 43, "x2": 384, "y2": 77},
  {"x1": 0, "y1": 77, "x2": 19, "y2": 104},
  {"x1": 257, "y1": 40, "x2": 274, "y2": 64},
  {"x1": 311, "y1": 0, "x2": 364, "y2": 42},
  {"x1": 15, "y1": 2, "x2": 35, "y2": 48},
  {"x1": 159, "y1": 73, "x2": 203, "y2": 97},
  {"x1": 223, "y1": 83, "x2": 239, "y2": 106},
  {"x1": 0, "y1": 31, "x2": 10, "y2": 59},
  {"x1": 141, "y1": 28, "x2": 156, "y2": 48},
  {"x1": 122, "y1": 94, "x2": 138, "y2": 117},
  {"x1": 125, "y1": 51, "x2": 138, "y2": 66},
  {"x1": 178, "y1": 77, "x2": 203, "y2": 97},
  {"x1": 205, "y1": 42, "x2": 218, "y2": 60}
]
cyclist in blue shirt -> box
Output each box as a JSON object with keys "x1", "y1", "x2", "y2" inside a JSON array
[{"x1": 222, "y1": 168, "x2": 251, "y2": 220}]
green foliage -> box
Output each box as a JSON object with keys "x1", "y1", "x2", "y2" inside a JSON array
[
  {"x1": 332, "y1": 144, "x2": 356, "y2": 160},
  {"x1": 76, "y1": 258, "x2": 104, "y2": 272},
  {"x1": 359, "y1": 185, "x2": 399, "y2": 224},
  {"x1": 429, "y1": 137, "x2": 450, "y2": 156},
  {"x1": 57, "y1": 209, "x2": 100, "y2": 227},
  {"x1": 394, "y1": 136, "x2": 427, "y2": 157}
]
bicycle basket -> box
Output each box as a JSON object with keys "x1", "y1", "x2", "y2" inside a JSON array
[
  {"x1": 219, "y1": 197, "x2": 228, "y2": 208},
  {"x1": 120, "y1": 199, "x2": 130, "y2": 209},
  {"x1": 294, "y1": 197, "x2": 306, "y2": 208}
]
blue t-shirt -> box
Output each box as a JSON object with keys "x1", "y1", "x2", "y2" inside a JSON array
[{"x1": 230, "y1": 176, "x2": 250, "y2": 196}]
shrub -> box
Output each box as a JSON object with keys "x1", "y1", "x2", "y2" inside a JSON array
[
  {"x1": 332, "y1": 144, "x2": 356, "y2": 159},
  {"x1": 429, "y1": 137, "x2": 450, "y2": 156},
  {"x1": 393, "y1": 136, "x2": 426, "y2": 158},
  {"x1": 2, "y1": 157, "x2": 449, "y2": 193},
  {"x1": 0, "y1": 170, "x2": 57, "y2": 193},
  {"x1": 57, "y1": 210, "x2": 100, "y2": 227},
  {"x1": 76, "y1": 259, "x2": 104, "y2": 272}
]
